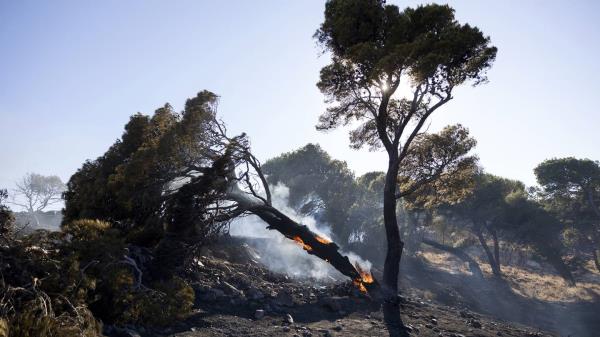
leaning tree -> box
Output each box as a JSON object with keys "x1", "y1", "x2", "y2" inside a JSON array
[
  {"x1": 64, "y1": 91, "x2": 377, "y2": 291},
  {"x1": 314, "y1": 0, "x2": 496, "y2": 325}
]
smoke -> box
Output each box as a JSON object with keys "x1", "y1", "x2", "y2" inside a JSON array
[{"x1": 230, "y1": 183, "x2": 369, "y2": 281}]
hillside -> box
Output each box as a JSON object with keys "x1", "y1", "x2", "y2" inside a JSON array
[{"x1": 104, "y1": 237, "x2": 558, "y2": 337}]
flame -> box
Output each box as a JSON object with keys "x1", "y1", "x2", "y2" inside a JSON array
[
  {"x1": 353, "y1": 278, "x2": 368, "y2": 293},
  {"x1": 353, "y1": 262, "x2": 374, "y2": 293},
  {"x1": 315, "y1": 235, "x2": 332, "y2": 244},
  {"x1": 292, "y1": 236, "x2": 313, "y2": 251}
]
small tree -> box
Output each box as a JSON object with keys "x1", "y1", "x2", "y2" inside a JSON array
[
  {"x1": 314, "y1": 0, "x2": 496, "y2": 325},
  {"x1": 11, "y1": 173, "x2": 65, "y2": 226}
]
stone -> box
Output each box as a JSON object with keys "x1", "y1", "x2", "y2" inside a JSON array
[
  {"x1": 274, "y1": 291, "x2": 295, "y2": 307},
  {"x1": 247, "y1": 287, "x2": 265, "y2": 300},
  {"x1": 255, "y1": 309, "x2": 265, "y2": 319},
  {"x1": 468, "y1": 319, "x2": 482, "y2": 329},
  {"x1": 321, "y1": 296, "x2": 342, "y2": 312},
  {"x1": 285, "y1": 313, "x2": 294, "y2": 324},
  {"x1": 333, "y1": 325, "x2": 342, "y2": 331},
  {"x1": 283, "y1": 326, "x2": 291, "y2": 332}
]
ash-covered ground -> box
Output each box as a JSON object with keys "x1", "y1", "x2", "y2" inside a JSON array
[{"x1": 106, "y1": 237, "x2": 557, "y2": 337}]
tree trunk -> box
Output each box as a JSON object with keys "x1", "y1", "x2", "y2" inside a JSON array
[
  {"x1": 382, "y1": 159, "x2": 403, "y2": 294},
  {"x1": 249, "y1": 205, "x2": 379, "y2": 293},
  {"x1": 381, "y1": 159, "x2": 408, "y2": 337},
  {"x1": 490, "y1": 227, "x2": 501, "y2": 273},
  {"x1": 422, "y1": 238, "x2": 483, "y2": 278},
  {"x1": 475, "y1": 225, "x2": 501, "y2": 277},
  {"x1": 586, "y1": 188, "x2": 600, "y2": 219}
]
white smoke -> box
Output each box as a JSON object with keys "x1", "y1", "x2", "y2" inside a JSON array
[{"x1": 230, "y1": 183, "x2": 371, "y2": 281}]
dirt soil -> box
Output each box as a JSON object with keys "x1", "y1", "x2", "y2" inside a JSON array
[{"x1": 108, "y1": 239, "x2": 557, "y2": 337}]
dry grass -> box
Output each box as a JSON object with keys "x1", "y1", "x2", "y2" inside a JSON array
[
  {"x1": 418, "y1": 251, "x2": 473, "y2": 275},
  {"x1": 420, "y1": 249, "x2": 600, "y2": 303}
]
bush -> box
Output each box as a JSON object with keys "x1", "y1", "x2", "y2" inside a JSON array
[{"x1": 1, "y1": 218, "x2": 196, "y2": 335}]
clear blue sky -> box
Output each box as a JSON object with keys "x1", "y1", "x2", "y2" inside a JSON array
[{"x1": 1, "y1": 0, "x2": 599, "y2": 208}]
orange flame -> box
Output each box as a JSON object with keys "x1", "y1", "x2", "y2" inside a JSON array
[
  {"x1": 353, "y1": 278, "x2": 368, "y2": 293},
  {"x1": 353, "y1": 262, "x2": 374, "y2": 293},
  {"x1": 292, "y1": 236, "x2": 313, "y2": 251},
  {"x1": 315, "y1": 235, "x2": 332, "y2": 244}
]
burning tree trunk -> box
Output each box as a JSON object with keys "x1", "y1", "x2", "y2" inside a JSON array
[
  {"x1": 250, "y1": 204, "x2": 377, "y2": 293},
  {"x1": 162, "y1": 120, "x2": 379, "y2": 295},
  {"x1": 223, "y1": 178, "x2": 377, "y2": 294}
]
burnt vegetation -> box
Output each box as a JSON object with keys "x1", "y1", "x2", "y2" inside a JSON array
[{"x1": 2, "y1": 1, "x2": 600, "y2": 337}]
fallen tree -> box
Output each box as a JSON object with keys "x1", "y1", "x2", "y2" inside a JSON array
[
  {"x1": 64, "y1": 91, "x2": 379, "y2": 297},
  {"x1": 159, "y1": 113, "x2": 379, "y2": 294}
]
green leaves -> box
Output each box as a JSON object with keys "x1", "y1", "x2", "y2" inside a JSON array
[
  {"x1": 400, "y1": 124, "x2": 478, "y2": 208},
  {"x1": 535, "y1": 157, "x2": 600, "y2": 198},
  {"x1": 315, "y1": 0, "x2": 496, "y2": 154}
]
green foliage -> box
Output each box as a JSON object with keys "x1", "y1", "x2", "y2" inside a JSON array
[
  {"x1": 400, "y1": 124, "x2": 478, "y2": 208},
  {"x1": 263, "y1": 144, "x2": 358, "y2": 243},
  {"x1": 0, "y1": 217, "x2": 195, "y2": 334},
  {"x1": 535, "y1": 157, "x2": 600, "y2": 270},
  {"x1": 133, "y1": 277, "x2": 195, "y2": 326},
  {"x1": 535, "y1": 157, "x2": 600, "y2": 199},
  {"x1": 315, "y1": 0, "x2": 497, "y2": 150},
  {"x1": 63, "y1": 90, "x2": 226, "y2": 243},
  {"x1": 449, "y1": 173, "x2": 525, "y2": 226},
  {"x1": 0, "y1": 189, "x2": 14, "y2": 242}
]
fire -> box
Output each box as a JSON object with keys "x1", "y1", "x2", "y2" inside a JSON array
[
  {"x1": 353, "y1": 262, "x2": 374, "y2": 293},
  {"x1": 292, "y1": 236, "x2": 313, "y2": 251},
  {"x1": 315, "y1": 235, "x2": 332, "y2": 244},
  {"x1": 353, "y1": 278, "x2": 368, "y2": 293}
]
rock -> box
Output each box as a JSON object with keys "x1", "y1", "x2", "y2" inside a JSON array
[
  {"x1": 122, "y1": 329, "x2": 141, "y2": 337},
  {"x1": 302, "y1": 332, "x2": 313, "y2": 337},
  {"x1": 200, "y1": 287, "x2": 226, "y2": 302},
  {"x1": 255, "y1": 309, "x2": 265, "y2": 319},
  {"x1": 283, "y1": 326, "x2": 291, "y2": 332},
  {"x1": 425, "y1": 324, "x2": 433, "y2": 329},
  {"x1": 274, "y1": 291, "x2": 295, "y2": 307},
  {"x1": 317, "y1": 329, "x2": 331, "y2": 337},
  {"x1": 104, "y1": 326, "x2": 141, "y2": 337},
  {"x1": 468, "y1": 319, "x2": 482, "y2": 329},
  {"x1": 247, "y1": 287, "x2": 265, "y2": 300},
  {"x1": 320, "y1": 296, "x2": 346, "y2": 312},
  {"x1": 285, "y1": 313, "x2": 294, "y2": 324},
  {"x1": 431, "y1": 318, "x2": 438, "y2": 325},
  {"x1": 333, "y1": 325, "x2": 342, "y2": 331}
]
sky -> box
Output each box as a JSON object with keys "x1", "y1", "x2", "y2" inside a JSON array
[{"x1": 1, "y1": 0, "x2": 599, "y2": 211}]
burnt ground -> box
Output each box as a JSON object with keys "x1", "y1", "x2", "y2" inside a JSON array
[
  {"x1": 106, "y1": 238, "x2": 564, "y2": 337},
  {"x1": 399, "y1": 254, "x2": 600, "y2": 337}
]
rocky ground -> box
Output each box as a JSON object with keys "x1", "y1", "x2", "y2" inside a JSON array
[{"x1": 106, "y1": 239, "x2": 556, "y2": 337}]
